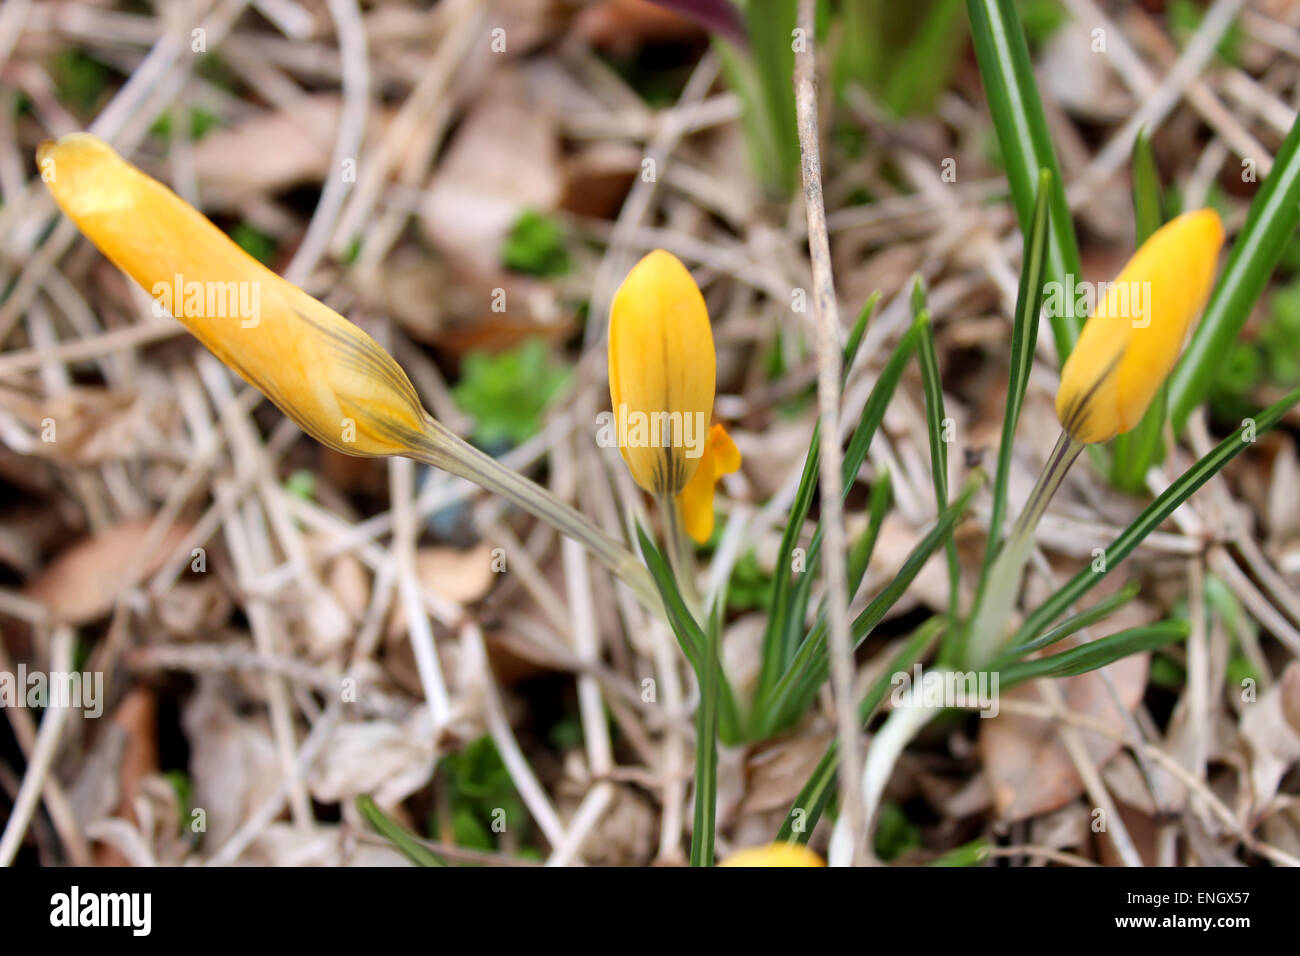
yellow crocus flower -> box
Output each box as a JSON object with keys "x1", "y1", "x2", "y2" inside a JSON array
[
  {"x1": 1055, "y1": 209, "x2": 1224, "y2": 444},
  {"x1": 608, "y1": 249, "x2": 716, "y2": 496},
  {"x1": 719, "y1": 843, "x2": 825, "y2": 867},
  {"x1": 35, "y1": 133, "x2": 667, "y2": 613},
  {"x1": 37, "y1": 133, "x2": 423, "y2": 457},
  {"x1": 679, "y1": 423, "x2": 741, "y2": 544}
]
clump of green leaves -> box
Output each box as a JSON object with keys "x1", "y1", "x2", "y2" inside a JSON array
[
  {"x1": 1211, "y1": 275, "x2": 1300, "y2": 421},
  {"x1": 727, "y1": 551, "x2": 774, "y2": 611},
  {"x1": 453, "y1": 338, "x2": 572, "y2": 448},
  {"x1": 502, "y1": 211, "x2": 571, "y2": 277},
  {"x1": 874, "y1": 801, "x2": 923, "y2": 861},
  {"x1": 430, "y1": 737, "x2": 532, "y2": 855}
]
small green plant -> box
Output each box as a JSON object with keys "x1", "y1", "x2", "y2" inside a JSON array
[
  {"x1": 452, "y1": 339, "x2": 572, "y2": 448},
  {"x1": 502, "y1": 210, "x2": 571, "y2": 277},
  {"x1": 431, "y1": 736, "x2": 532, "y2": 855}
]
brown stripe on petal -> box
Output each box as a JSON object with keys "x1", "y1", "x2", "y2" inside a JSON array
[
  {"x1": 292, "y1": 307, "x2": 424, "y2": 417},
  {"x1": 1062, "y1": 351, "x2": 1123, "y2": 440}
]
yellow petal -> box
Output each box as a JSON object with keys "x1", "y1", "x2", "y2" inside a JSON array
[
  {"x1": 608, "y1": 250, "x2": 716, "y2": 495},
  {"x1": 678, "y1": 424, "x2": 740, "y2": 544},
  {"x1": 1056, "y1": 208, "x2": 1223, "y2": 443},
  {"x1": 719, "y1": 843, "x2": 825, "y2": 867},
  {"x1": 708, "y1": 422, "x2": 741, "y2": 473},
  {"x1": 678, "y1": 445, "x2": 717, "y2": 544},
  {"x1": 37, "y1": 133, "x2": 428, "y2": 457}
]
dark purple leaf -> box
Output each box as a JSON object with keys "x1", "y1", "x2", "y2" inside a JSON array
[{"x1": 648, "y1": 0, "x2": 747, "y2": 46}]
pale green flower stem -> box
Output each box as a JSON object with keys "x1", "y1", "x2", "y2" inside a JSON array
[
  {"x1": 966, "y1": 429, "x2": 1084, "y2": 669},
  {"x1": 659, "y1": 494, "x2": 703, "y2": 619},
  {"x1": 407, "y1": 413, "x2": 662, "y2": 615},
  {"x1": 832, "y1": 433, "x2": 1083, "y2": 864}
]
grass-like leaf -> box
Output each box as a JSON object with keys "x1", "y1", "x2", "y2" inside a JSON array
[
  {"x1": 1015, "y1": 385, "x2": 1300, "y2": 646},
  {"x1": 1131, "y1": 128, "x2": 1163, "y2": 246},
  {"x1": 927, "y1": 839, "x2": 991, "y2": 866},
  {"x1": 757, "y1": 293, "x2": 880, "y2": 695},
  {"x1": 757, "y1": 293, "x2": 898, "y2": 700},
  {"x1": 966, "y1": 0, "x2": 1081, "y2": 363},
  {"x1": 355, "y1": 794, "x2": 447, "y2": 867},
  {"x1": 1168, "y1": 115, "x2": 1300, "y2": 432},
  {"x1": 636, "y1": 524, "x2": 742, "y2": 742},
  {"x1": 992, "y1": 579, "x2": 1141, "y2": 667},
  {"x1": 713, "y1": 1, "x2": 799, "y2": 197},
  {"x1": 915, "y1": 288, "x2": 960, "y2": 620},
  {"x1": 637, "y1": 524, "x2": 732, "y2": 864},
  {"x1": 848, "y1": 470, "x2": 894, "y2": 592},
  {"x1": 776, "y1": 618, "x2": 944, "y2": 843},
  {"x1": 691, "y1": 589, "x2": 723, "y2": 866},
  {"x1": 999, "y1": 620, "x2": 1190, "y2": 686},
  {"x1": 973, "y1": 168, "x2": 1051, "y2": 648},
  {"x1": 881, "y1": 0, "x2": 968, "y2": 117},
  {"x1": 762, "y1": 470, "x2": 984, "y2": 728}
]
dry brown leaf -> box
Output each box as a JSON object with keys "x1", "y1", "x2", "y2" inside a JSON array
[
  {"x1": 979, "y1": 651, "x2": 1149, "y2": 822},
  {"x1": 0, "y1": 386, "x2": 152, "y2": 465},
  {"x1": 246, "y1": 822, "x2": 414, "y2": 867},
  {"x1": 559, "y1": 142, "x2": 639, "y2": 218},
  {"x1": 324, "y1": 550, "x2": 371, "y2": 624},
  {"x1": 306, "y1": 709, "x2": 435, "y2": 807},
  {"x1": 182, "y1": 679, "x2": 283, "y2": 850},
  {"x1": 94, "y1": 686, "x2": 160, "y2": 866},
  {"x1": 420, "y1": 69, "x2": 562, "y2": 276},
  {"x1": 416, "y1": 542, "x2": 495, "y2": 605},
  {"x1": 573, "y1": 0, "x2": 706, "y2": 53},
  {"x1": 154, "y1": 578, "x2": 233, "y2": 638},
  {"x1": 561, "y1": 785, "x2": 657, "y2": 866},
  {"x1": 866, "y1": 515, "x2": 952, "y2": 617},
  {"x1": 1267, "y1": 436, "x2": 1300, "y2": 543},
  {"x1": 1239, "y1": 661, "x2": 1300, "y2": 815},
  {"x1": 190, "y1": 96, "x2": 340, "y2": 205},
  {"x1": 741, "y1": 732, "x2": 835, "y2": 815},
  {"x1": 1029, "y1": 800, "x2": 1090, "y2": 851},
  {"x1": 25, "y1": 517, "x2": 194, "y2": 624},
  {"x1": 722, "y1": 612, "x2": 764, "y2": 704}
]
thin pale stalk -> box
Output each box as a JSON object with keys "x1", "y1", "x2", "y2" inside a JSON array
[
  {"x1": 690, "y1": 599, "x2": 721, "y2": 866},
  {"x1": 660, "y1": 494, "x2": 703, "y2": 618},
  {"x1": 794, "y1": 0, "x2": 863, "y2": 865},
  {"x1": 406, "y1": 413, "x2": 661, "y2": 614},
  {"x1": 966, "y1": 431, "x2": 1083, "y2": 668}
]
